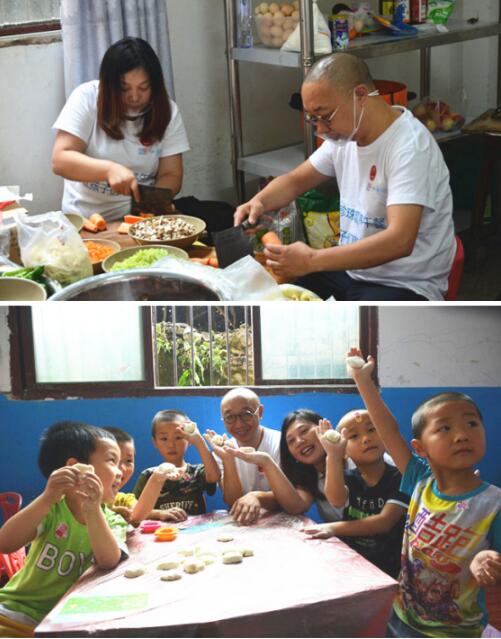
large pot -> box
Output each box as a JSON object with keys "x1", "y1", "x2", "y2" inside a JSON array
[{"x1": 50, "y1": 269, "x2": 231, "y2": 301}]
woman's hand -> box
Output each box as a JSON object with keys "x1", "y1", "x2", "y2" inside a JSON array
[
  {"x1": 316, "y1": 418, "x2": 347, "y2": 460},
  {"x1": 224, "y1": 447, "x2": 272, "y2": 471},
  {"x1": 106, "y1": 162, "x2": 140, "y2": 201}
]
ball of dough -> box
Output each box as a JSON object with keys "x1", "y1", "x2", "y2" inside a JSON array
[
  {"x1": 198, "y1": 555, "x2": 216, "y2": 565},
  {"x1": 73, "y1": 463, "x2": 94, "y2": 474},
  {"x1": 222, "y1": 552, "x2": 243, "y2": 564},
  {"x1": 212, "y1": 435, "x2": 225, "y2": 447},
  {"x1": 184, "y1": 561, "x2": 205, "y2": 574},
  {"x1": 124, "y1": 564, "x2": 146, "y2": 578},
  {"x1": 240, "y1": 548, "x2": 254, "y2": 557},
  {"x1": 346, "y1": 355, "x2": 365, "y2": 369},
  {"x1": 177, "y1": 548, "x2": 195, "y2": 557},
  {"x1": 239, "y1": 446, "x2": 255, "y2": 454},
  {"x1": 158, "y1": 462, "x2": 176, "y2": 473},
  {"x1": 217, "y1": 535, "x2": 234, "y2": 543},
  {"x1": 183, "y1": 422, "x2": 196, "y2": 434},
  {"x1": 161, "y1": 572, "x2": 182, "y2": 581},
  {"x1": 325, "y1": 430, "x2": 342, "y2": 444},
  {"x1": 157, "y1": 559, "x2": 181, "y2": 571}
]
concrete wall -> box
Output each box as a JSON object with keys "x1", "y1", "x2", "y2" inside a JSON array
[{"x1": 0, "y1": 0, "x2": 497, "y2": 211}]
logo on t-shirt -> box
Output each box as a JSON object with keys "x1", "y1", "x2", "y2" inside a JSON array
[
  {"x1": 54, "y1": 522, "x2": 69, "y2": 539},
  {"x1": 369, "y1": 165, "x2": 377, "y2": 181}
]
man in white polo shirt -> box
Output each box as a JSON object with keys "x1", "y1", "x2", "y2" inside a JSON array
[
  {"x1": 206, "y1": 388, "x2": 280, "y2": 524},
  {"x1": 234, "y1": 52, "x2": 455, "y2": 301}
]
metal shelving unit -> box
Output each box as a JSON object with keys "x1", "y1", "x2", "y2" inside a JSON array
[{"x1": 225, "y1": 1, "x2": 501, "y2": 201}]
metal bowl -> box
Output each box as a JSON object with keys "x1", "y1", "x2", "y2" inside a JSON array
[
  {"x1": 128, "y1": 215, "x2": 206, "y2": 249},
  {"x1": 102, "y1": 244, "x2": 188, "y2": 273},
  {"x1": 49, "y1": 269, "x2": 230, "y2": 301}
]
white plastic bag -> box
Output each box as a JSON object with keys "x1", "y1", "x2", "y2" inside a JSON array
[
  {"x1": 281, "y1": 0, "x2": 332, "y2": 54},
  {"x1": 16, "y1": 211, "x2": 92, "y2": 286}
]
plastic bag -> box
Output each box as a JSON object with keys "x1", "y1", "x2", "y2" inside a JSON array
[
  {"x1": 427, "y1": 0, "x2": 456, "y2": 24},
  {"x1": 297, "y1": 189, "x2": 340, "y2": 249},
  {"x1": 16, "y1": 210, "x2": 92, "y2": 287},
  {"x1": 282, "y1": 0, "x2": 332, "y2": 54},
  {"x1": 223, "y1": 255, "x2": 282, "y2": 300}
]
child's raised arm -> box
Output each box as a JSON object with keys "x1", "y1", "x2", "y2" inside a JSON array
[
  {"x1": 182, "y1": 423, "x2": 220, "y2": 485},
  {"x1": 0, "y1": 467, "x2": 79, "y2": 553},
  {"x1": 348, "y1": 348, "x2": 412, "y2": 475},
  {"x1": 317, "y1": 419, "x2": 349, "y2": 508}
]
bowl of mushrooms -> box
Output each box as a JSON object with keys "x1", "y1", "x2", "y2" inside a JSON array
[{"x1": 128, "y1": 214, "x2": 206, "y2": 249}]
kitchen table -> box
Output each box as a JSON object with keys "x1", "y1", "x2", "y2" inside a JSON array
[{"x1": 35, "y1": 511, "x2": 397, "y2": 638}]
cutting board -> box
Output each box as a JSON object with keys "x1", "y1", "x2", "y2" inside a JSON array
[{"x1": 462, "y1": 109, "x2": 501, "y2": 134}]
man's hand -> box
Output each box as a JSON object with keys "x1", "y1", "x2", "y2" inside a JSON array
[
  {"x1": 230, "y1": 493, "x2": 262, "y2": 525},
  {"x1": 204, "y1": 430, "x2": 233, "y2": 460},
  {"x1": 316, "y1": 418, "x2": 347, "y2": 460},
  {"x1": 300, "y1": 523, "x2": 337, "y2": 540},
  {"x1": 106, "y1": 161, "x2": 140, "y2": 201},
  {"x1": 234, "y1": 199, "x2": 265, "y2": 226},
  {"x1": 264, "y1": 242, "x2": 316, "y2": 279},
  {"x1": 470, "y1": 550, "x2": 501, "y2": 586}
]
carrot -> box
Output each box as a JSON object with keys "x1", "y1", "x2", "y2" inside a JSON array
[
  {"x1": 139, "y1": 212, "x2": 154, "y2": 218},
  {"x1": 83, "y1": 218, "x2": 99, "y2": 233},
  {"x1": 89, "y1": 213, "x2": 107, "y2": 231},
  {"x1": 208, "y1": 256, "x2": 219, "y2": 268},
  {"x1": 261, "y1": 231, "x2": 282, "y2": 246},
  {"x1": 118, "y1": 222, "x2": 131, "y2": 234},
  {"x1": 85, "y1": 241, "x2": 116, "y2": 263},
  {"x1": 124, "y1": 214, "x2": 143, "y2": 225},
  {"x1": 190, "y1": 257, "x2": 210, "y2": 265}
]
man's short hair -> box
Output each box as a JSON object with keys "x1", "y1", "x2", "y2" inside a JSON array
[
  {"x1": 38, "y1": 421, "x2": 116, "y2": 478},
  {"x1": 151, "y1": 409, "x2": 189, "y2": 437},
  {"x1": 411, "y1": 392, "x2": 482, "y2": 439},
  {"x1": 304, "y1": 52, "x2": 375, "y2": 93}
]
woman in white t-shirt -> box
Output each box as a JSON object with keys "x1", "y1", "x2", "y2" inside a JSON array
[{"x1": 52, "y1": 37, "x2": 190, "y2": 221}]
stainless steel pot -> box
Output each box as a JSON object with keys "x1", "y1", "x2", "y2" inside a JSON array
[{"x1": 49, "y1": 269, "x2": 231, "y2": 301}]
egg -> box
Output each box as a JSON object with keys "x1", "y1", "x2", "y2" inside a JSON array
[
  {"x1": 282, "y1": 28, "x2": 293, "y2": 42},
  {"x1": 272, "y1": 11, "x2": 285, "y2": 26},
  {"x1": 259, "y1": 2, "x2": 269, "y2": 13},
  {"x1": 292, "y1": 10, "x2": 300, "y2": 21},
  {"x1": 270, "y1": 25, "x2": 283, "y2": 37},
  {"x1": 281, "y1": 3, "x2": 294, "y2": 16},
  {"x1": 292, "y1": 0, "x2": 299, "y2": 8},
  {"x1": 269, "y1": 3, "x2": 280, "y2": 14},
  {"x1": 283, "y1": 16, "x2": 293, "y2": 29},
  {"x1": 272, "y1": 36, "x2": 283, "y2": 46}
]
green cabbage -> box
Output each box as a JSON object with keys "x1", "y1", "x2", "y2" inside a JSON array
[{"x1": 110, "y1": 248, "x2": 173, "y2": 271}]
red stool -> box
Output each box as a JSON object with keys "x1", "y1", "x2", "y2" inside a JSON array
[
  {"x1": 445, "y1": 235, "x2": 464, "y2": 301},
  {"x1": 0, "y1": 492, "x2": 22, "y2": 525},
  {"x1": 0, "y1": 492, "x2": 25, "y2": 581}
]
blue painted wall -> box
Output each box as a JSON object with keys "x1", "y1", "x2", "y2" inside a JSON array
[{"x1": 1, "y1": 387, "x2": 500, "y2": 513}]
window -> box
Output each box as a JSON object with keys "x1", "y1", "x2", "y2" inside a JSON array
[
  {"x1": 0, "y1": 0, "x2": 60, "y2": 37},
  {"x1": 9, "y1": 305, "x2": 377, "y2": 398}
]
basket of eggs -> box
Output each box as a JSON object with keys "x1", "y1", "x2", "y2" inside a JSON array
[{"x1": 254, "y1": 1, "x2": 300, "y2": 48}]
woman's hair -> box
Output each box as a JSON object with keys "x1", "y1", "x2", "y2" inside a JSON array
[
  {"x1": 279, "y1": 409, "x2": 323, "y2": 497},
  {"x1": 97, "y1": 36, "x2": 171, "y2": 144},
  {"x1": 103, "y1": 426, "x2": 133, "y2": 445},
  {"x1": 151, "y1": 409, "x2": 189, "y2": 437},
  {"x1": 38, "y1": 421, "x2": 116, "y2": 478}
]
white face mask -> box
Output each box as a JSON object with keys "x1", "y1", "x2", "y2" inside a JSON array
[{"x1": 317, "y1": 89, "x2": 379, "y2": 146}]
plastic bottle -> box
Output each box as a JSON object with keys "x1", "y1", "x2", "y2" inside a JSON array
[
  {"x1": 379, "y1": 0, "x2": 395, "y2": 18},
  {"x1": 395, "y1": 0, "x2": 410, "y2": 22},
  {"x1": 410, "y1": 0, "x2": 428, "y2": 23},
  {"x1": 237, "y1": 0, "x2": 253, "y2": 48}
]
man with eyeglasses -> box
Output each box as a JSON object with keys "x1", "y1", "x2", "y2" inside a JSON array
[
  {"x1": 234, "y1": 52, "x2": 455, "y2": 302},
  {"x1": 208, "y1": 388, "x2": 280, "y2": 524}
]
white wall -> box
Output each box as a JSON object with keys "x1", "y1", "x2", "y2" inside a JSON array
[
  {"x1": 1, "y1": 306, "x2": 501, "y2": 393},
  {"x1": 0, "y1": 0, "x2": 498, "y2": 210}
]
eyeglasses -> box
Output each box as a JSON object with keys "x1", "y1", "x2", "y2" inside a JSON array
[
  {"x1": 304, "y1": 102, "x2": 343, "y2": 127},
  {"x1": 222, "y1": 406, "x2": 260, "y2": 426}
]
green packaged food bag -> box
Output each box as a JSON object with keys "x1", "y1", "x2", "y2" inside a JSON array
[
  {"x1": 428, "y1": 0, "x2": 456, "y2": 24},
  {"x1": 297, "y1": 189, "x2": 340, "y2": 249}
]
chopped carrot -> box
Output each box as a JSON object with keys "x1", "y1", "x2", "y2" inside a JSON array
[
  {"x1": 89, "y1": 213, "x2": 107, "y2": 231},
  {"x1": 208, "y1": 256, "x2": 219, "y2": 268},
  {"x1": 190, "y1": 257, "x2": 210, "y2": 265},
  {"x1": 139, "y1": 212, "x2": 154, "y2": 218},
  {"x1": 124, "y1": 214, "x2": 144, "y2": 225},
  {"x1": 261, "y1": 231, "x2": 282, "y2": 246},
  {"x1": 118, "y1": 222, "x2": 131, "y2": 234},
  {"x1": 83, "y1": 218, "x2": 99, "y2": 233},
  {"x1": 85, "y1": 241, "x2": 116, "y2": 263}
]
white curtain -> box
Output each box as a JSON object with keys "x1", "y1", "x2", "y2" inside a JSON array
[{"x1": 60, "y1": 0, "x2": 175, "y2": 98}]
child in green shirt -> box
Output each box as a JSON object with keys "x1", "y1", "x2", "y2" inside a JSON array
[{"x1": 0, "y1": 421, "x2": 128, "y2": 637}]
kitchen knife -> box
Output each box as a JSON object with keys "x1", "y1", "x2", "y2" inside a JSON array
[
  {"x1": 130, "y1": 183, "x2": 174, "y2": 216},
  {"x1": 212, "y1": 220, "x2": 255, "y2": 268}
]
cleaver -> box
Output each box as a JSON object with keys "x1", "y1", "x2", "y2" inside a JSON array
[
  {"x1": 130, "y1": 183, "x2": 174, "y2": 216},
  {"x1": 212, "y1": 220, "x2": 255, "y2": 268}
]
